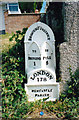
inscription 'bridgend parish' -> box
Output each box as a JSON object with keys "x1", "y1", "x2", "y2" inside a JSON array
[{"x1": 24, "y1": 22, "x2": 59, "y2": 101}]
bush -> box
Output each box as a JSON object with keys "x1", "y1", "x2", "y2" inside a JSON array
[
  {"x1": 2, "y1": 28, "x2": 29, "y2": 118},
  {"x1": 67, "y1": 67, "x2": 79, "y2": 100},
  {"x1": 2, "y1": 70, "x2": 29, "y2": 118},
  {"x1": 60, "y1": 67, "x2": 79, "y2": 119},
  {"x1": 60, "y1": 67, "x2": 79, "y2": 101}
]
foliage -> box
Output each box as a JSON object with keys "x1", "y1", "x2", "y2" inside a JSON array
[
  {"x1": 60, "y1": 66, "x2": 79, "y2": 101},
  {"x1": 60, "y1": 67, "x2": 79, "y2": 119},
  {"x1": 2, "y1": 28, "x2": 79, "y2": 119},
  {"x1": 67, "y1": 67, "x2": 79, "y2": 100},
  {"x1": 19, "y1": 2, "x2": 42, "y2": 13},
  {"x1": 2, "y1": 70, "x2": 29, "y2": 118},
  {"x1": 2, "y1": 28, "x2": 29, "y2": 118},
  {"x1": 33, "y1": 2, "x2": 37, "y2": 12},
  {"x1": 19, "y1": 2, "x2": 34, "y2": 13}
]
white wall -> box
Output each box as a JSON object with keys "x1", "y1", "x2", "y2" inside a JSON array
[{"x1": 0, "y1": 4, "x2": 5, "y2": 32}]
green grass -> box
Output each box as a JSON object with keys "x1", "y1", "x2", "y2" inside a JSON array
[
  {"x1": 0, "y1": 33, "x2": 16, "y2": 52},
  {"x1": 0, "y1": 33, "x2": 12, "y2": 39}
]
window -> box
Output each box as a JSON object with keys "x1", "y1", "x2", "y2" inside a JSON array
[
  {"x1": 9, "y1": 3, "x2": 18, "y2": 12},
  {"x1": 7, "y1": 3, "x2": 21, "y2": 14}
]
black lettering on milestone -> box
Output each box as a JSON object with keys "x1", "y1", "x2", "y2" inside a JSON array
[
  {"x1": 37, "y1": 90, "x2": 39, "y2": 92},
  {"x1": 45, "y1": 49, "x2": 49, "y2": 52},
  {"x1": 32, "y1": 90, "x2": 36, "y2": 92},
  {"x1": 43, "y1": 77, "x2": 47, "y2": 81},
  {"x1": 37, "y1": 71, "x2": 41, "y2": 76},
  {"x1": 32, "y1": 50, "x2": 36, "y2": 53},
  {"x1": 49, "y1": 75, "x2": 53, "y2": 80},
  {"x1": 44, "y1": 89, "x2": 47, "y2": 92},
  {"x1": 33, "y1": 73, "x2": 37, "y2": 77},
  {"x1": 48, "y1": 37, "x2": 50, "y2": 40},
  {"x1": 34, "y1": 62, "x2": 36, "y2": 66},
  {"x1": 30, "y1": 76, "x2": 34, "y2": 80},
  {"x1": 46, "y1": 72, "x2": 50, "y2": 77},
  {"x1": 41, "y1": 90, "x2": 43, "y2": 92},
  {"x1": 47, "y1": 94, "x2": 49, "y2": 96},
  {"x1": 28, "y1": 57, "x2": 41, "y2": 60},
  {"x1": 30, "y1": 73, "x2": 37, "y2": 80},
  {"x1": 30, "y1": 32, "x2": 33, "y2": 36},
  {"x1": 41, "y1": 70, "x2": 46, "y2": 75},
  {"x1": 28, "y1": 35, "x2": 32, "y2": 41},
  {"x1": 32, "y1": 90, "x2": 34, "y2": 92},
  {"x1": 40, "y1": 94, "x2": 42, "y2": 96},
  {"x1": 46, "y1": 61, "x2": 49, "y2": 65},
  {"x1": 40, "y1": 78, "x2": 43, "y2": 81},
  {"x1": 43, "y1": 57, "x2": 45, "y2": 60},
  {"x1": 28, "y1": 26, "x2": 50, "y2": 41},
  {"x1": 35, "y1": 94, "x2": 37, "y2": 97},
  {"x1": 37, "y1": 78, "x2": 39, "y2": 82}
]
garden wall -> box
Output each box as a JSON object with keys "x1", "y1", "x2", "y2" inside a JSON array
[
  {"x1": 59, "y1": 2, "x2": 79, "y2": 91},
  {"x1": 40, "y1": 2, "x2": 79, "y2": 92},
  {"x1": 4, "y1": 11, "x2": 41, "y2": 33}
]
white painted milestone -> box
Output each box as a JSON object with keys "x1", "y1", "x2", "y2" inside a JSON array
[{"x1": 24, "y1": 22, "x2": 59, "y2": 101}]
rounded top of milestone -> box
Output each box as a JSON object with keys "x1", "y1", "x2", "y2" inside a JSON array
[{"x1": 24, "y1": 22, "x2": 55, "y2": 45}]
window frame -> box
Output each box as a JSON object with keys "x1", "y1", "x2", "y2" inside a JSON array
[
  {"x1": 9, "y1": 3, "x2": 18, "y2": 12},
  {"x1": 7, "y1": 2, "x2": 21, "y2": 14}
]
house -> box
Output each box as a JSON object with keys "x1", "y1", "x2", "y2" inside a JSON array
[
  {"x1": 0, "y1": 0, "x2": 21, "y2": 34},
  {"x1": 0, "y1": 0, "x2": 48, "y2": 34},
  {"x1": 0, "y1": 1, "x2": 6, "y2": 34}
]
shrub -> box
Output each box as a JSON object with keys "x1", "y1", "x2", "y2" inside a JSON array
[
  {"x1": 2, "y1": 70, "x2": 29, "y2": 118},
  {"x1": 60, "y1": 67, "x2": 79, "y2": 101},
  {"x1": 60, "y1": 67, "x2": 79, "y2": 119},
  {"x1": 2, "y1": 28, "x2": 29, "y2": 118},
  {"x1": 67, "y1": 67, "x2": 79, "y2": 100}
]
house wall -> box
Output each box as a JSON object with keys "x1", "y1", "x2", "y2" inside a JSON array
[
  {"x1": 0, "y1": 4, "x2": 5, "y2": 34},
  {"x1": 4, "y1": 11, "x2": 41, "y2": 33}
]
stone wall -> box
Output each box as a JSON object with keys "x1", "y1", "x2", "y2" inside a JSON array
[
  {"x1": 77, "y1": 2, "x2": 79, "y2": 68},
  {"x1": 4, "y1": 11, "x2": 41, "y2": 33},
  {"x1": 60, "y1": 2, "x2": 79, "y2": 92},
  {"x1": 41, "y1": 2, "x2": 79, "y2": 92},
  {"x1": 40, "y1": 2, "x2": 64, "y2": 79}
]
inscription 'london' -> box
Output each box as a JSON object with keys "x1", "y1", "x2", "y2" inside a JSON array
[
  {"x1": 30, "y1": 70, "x2": 54, "y2": 80},
  {"x1": 28, "y1": 26, "x2": 50, "y2": 41}
]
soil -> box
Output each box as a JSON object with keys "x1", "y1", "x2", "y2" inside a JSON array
[{"x1": 27, "y1": 108, "x2": 60, "y2": 119}]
